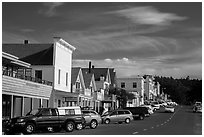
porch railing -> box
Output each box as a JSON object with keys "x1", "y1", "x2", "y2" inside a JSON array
[{"x1": 3, "y1": 70, "x2": 52, "y2": 86}]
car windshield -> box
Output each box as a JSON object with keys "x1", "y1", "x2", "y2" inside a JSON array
[
  {"x1": 102, "y1": 111, "x2": 112, "y2": 116},
  {"x1": 26, "y1": 109, "x2": 40, "y2": 116}
]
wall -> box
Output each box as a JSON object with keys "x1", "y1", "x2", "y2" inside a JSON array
[
  {"x1": 31, "y1": 65, "x2": 54, "y2": 83},
  {"x1": 54, "y1": 40, "x2": 73, "y2": 93},
  {"x1": 2, "y1": 75, "x2": 52, "y2": 99}
]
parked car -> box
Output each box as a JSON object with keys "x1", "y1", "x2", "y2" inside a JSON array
[
  {"x1": 164, "y1": 106, "x2": 175, "y2": 113},
  {"x1": 151, "y1": 101, "x2": 160, "y2": 110},
  {"x1": 4, "y1": 107, "x2": 85, "y2": 134},
  {"x1": 123, "y1": 107, "x2": 149, "y2": 120},
  {"x1": 101, "y1": 109, "x2": 133, "y2": 124},
  {"x1": 82, "y1": 110, "x2": 102, "y2": 129},
  {"x1": 140, "y1": 105, "x2": 154, "y2": 114},
  {"x1": 193, "y1": 102, "x2": 202, "y2": 113}
]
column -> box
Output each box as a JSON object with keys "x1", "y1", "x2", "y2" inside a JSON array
[
  {"x1": 11, "y1": 95, "x2": 13, "y2": 118},
  {"x1": 22, "y1": 96, "x2": 24, "y2": 116}
]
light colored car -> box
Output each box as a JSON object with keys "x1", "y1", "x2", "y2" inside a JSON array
[
  {"x1": 164, "y1": 106, "x2": 175, "y2": 113},
  {"x1": 102, "y1": 109, "x2": 133, "y2": 124},
  {"x1": 193, "y1": 102, "x2": 202, "y2": 113},
  {"x1": 151, "y1": 101, "x2": 160, "y2": 110},
  {"x1": 82, "y1": 110, "x2": 102, "y2": 129}
]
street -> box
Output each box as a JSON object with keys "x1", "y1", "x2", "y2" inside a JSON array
[{"x1": 34, "y1": 105, "x2": 202, "y2": 135}]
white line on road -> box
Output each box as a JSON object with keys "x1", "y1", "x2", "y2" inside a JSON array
[
  {"x1": 161, "y1": 124, "x2": 164, "y2": 126},
  {"x1": 156, "y1": 125, "x2": 160, "y2": 127},
  {"x1": 143, "y1": 129, "x2": 147, "y2": 131},
  {"x1": 151, "y1": 127, "x2": 154, "y2": 129},
  {"x1": 133, "y1": 132, "x2": 139, "y2": 134}
]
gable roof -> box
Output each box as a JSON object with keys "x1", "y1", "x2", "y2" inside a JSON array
[
  {"x1": 109, "y1": 68, "x2": 116, "y2": 86},
  {"x1": 71, "y1": 67, "x2": 81, "y2": 84},
  {"x1": 2, "y1": 44, "x2": 53, "y2": 65},
  {"x1": 81, "y1": 69, "x2": 94, "y2": 88},
  {"x1": 82, "y1": 68, "x2": 109, "y2": 81}
]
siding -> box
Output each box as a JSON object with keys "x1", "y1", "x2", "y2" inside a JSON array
[{"x1": 2, "y1": 75, "x2": 52, "y2": 99}]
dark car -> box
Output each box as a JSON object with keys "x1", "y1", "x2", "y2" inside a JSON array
[
  {"x1": 4, "y1": 107, "x2": 85, "y2": 134},
  {"x1": 123, "y1": 107, "x2": 149, "y2": 120}
]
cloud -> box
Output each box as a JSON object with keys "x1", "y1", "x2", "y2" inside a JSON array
[
  {"x1": 20, "y1": 28, "x2": 35, "y2": 33},
  {"x1": 39, "y1": 2, "x2": 64, "y2": 17},
  {"x1": 110, "y1": 6, "x2": 187, "y2": 26},
  {"x1": 72, "y1": 57, "x2": 201, "y2": 79}
]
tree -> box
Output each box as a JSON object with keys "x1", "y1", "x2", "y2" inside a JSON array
[{"x1": 109, "y1": 87, "x2": 136, "y2": 108}]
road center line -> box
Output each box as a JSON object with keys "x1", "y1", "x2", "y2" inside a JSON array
[
  {"x1": 143, "y1": 129, "x2": 147, "y2": 131},
  {"x1": 133, "y1": 132, "x2": 138, "y2": 134}
]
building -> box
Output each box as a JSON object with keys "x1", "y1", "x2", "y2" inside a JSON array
[
  {"x1": 81, "y1": 62, "x2": 117, "y2": 112},
  {"x1": 2, "y1": 52, "x2": 52, "y2": 119},
  {"x1": 2, "y1": 37, "x2": 76, "y2": 108},
  {"x1": 117, "y1": 76, "x2": 145, "y2": 107},
  {"x1": 143, "y1": 75, "x2": 155, "y2": 101}
]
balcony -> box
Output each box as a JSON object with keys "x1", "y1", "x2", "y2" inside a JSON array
[
  {"x1": 2, "y1": 75, "x2": 52, "y2": 99},
  {"x1": 3, "y1": 70, "x2": 52, "y2": 86}
]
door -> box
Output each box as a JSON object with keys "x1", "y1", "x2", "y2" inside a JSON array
[
  {"x1": 117, "y1": 111, "x2": 125, "y2": 122},
  {"x1": 109, "y1": 111, "x2": 118, "y2": 123},
  {"x1": 36, "y1": 108, "x2": 52, "y2": 127}
]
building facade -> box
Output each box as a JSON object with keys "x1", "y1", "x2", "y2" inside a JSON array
[
  {"x1": 3, "y1": 37, "x2": 76, "y2": 109},
  {"x1": 2, "y1": 52, "x2": 52, "y2": 119},
  {"x1": 117, "y1": 76, "x2": 145, "y2": 107}
]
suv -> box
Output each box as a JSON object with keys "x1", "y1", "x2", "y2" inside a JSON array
[
  {"x1": 4, "y1": 107, "x2": 85, "y2": 134},
  {"x1": 101, "y1": 109, "x2": 133, "y2": 124},
  {"x1": 124, "y1": 107, "x2": 149, "y2": 120},
  {"x1": 82, "y1": 110, "x2": 102, "y2": 129}
]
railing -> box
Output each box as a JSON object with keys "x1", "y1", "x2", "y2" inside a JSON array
[{"x1": 3, "y1": 70, "x2": 52, "y2": 86}]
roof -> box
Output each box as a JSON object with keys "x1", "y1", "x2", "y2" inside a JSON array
[
  {"x1": 71, "y1": 67, "x2": 81, "y2": 84},
  {"x1": 109, "y1": 68, "x2": 116, "y2": 86},
  {"x1": 2, "y1": 44, "x2": 53, "y2": 65},
  {"x1": 82, "y1": 68, "x2": 109, "y2": 81},
  {"x1": 81, "y1": 69, "x2": 94, "y2": 88}
]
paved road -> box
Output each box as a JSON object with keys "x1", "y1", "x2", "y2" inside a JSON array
[{"x1": 34, "y1": 105, "x2": 202, "y2": 135}]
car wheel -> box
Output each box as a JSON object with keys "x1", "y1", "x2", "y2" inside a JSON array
[
  {"x1": 139, "y1": 115, "x2": 144, "y2": 120},
  {"x1": 125, "y1": 118, "x2": 130, "y2": 124},
  {"x1": 104, "y1": 119, "x2": 110, "y2": 124},
  {"x1": 90, "y1": 120, "x2": 98, "y2": 129},
  {"x1": 65, "y1": 121, "x2": 75, "y2": 132},
  {"x1": 23, "y1": 123, "x2": 35, "y2": 134},
  {"x1": 76, "y1": 123, "x2": 83, "y2": 130}
]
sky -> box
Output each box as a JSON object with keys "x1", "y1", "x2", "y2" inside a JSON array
[{"x1": 2, "y1": 2, "x2": 202, "y2": 79}]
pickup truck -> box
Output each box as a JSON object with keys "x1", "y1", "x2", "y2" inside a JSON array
[
  {"x1": 123, "y1": 107, "x2": 149, "y2": 120},
  {"x1": 4, "y1": 107, "x2": 85, "y2": 134}
]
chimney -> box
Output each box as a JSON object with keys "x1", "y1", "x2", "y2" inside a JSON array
[
  {"x1": 24, "y1": 40, "x2": 29, "y2": 44},
  {"x1": 89, "y1": 61, "x2": 91, "y2": 73}
]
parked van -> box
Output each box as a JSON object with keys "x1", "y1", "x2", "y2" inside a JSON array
[{"x1": 101, "y1": 109, "x2": 133, "y2": 124}]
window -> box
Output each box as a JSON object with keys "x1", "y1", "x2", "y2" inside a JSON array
[
  {"x1": 121, "y1": 82, "x2": 125, "y2": 88},
  {"x1": 76, "y1": 82, "x2": 80, "y2": 89},
  {"x1": 66, "y1": 72, "x2": 68, "y2": 86},
  {"x1": 65, "y1": 109, "x2": 75, "y2": 115},
  {"x1": 124, "y1": 111, "x2": 131, "y2": 114},
  {"x1": 58, "y1": 100, "x2": 61, "y2": 107},
  {"x1": 118, "y1": 111, "x2": 124, "y2": 115},
  {"x1": 58, "y1": 69, "x2": 61, "y2": 84},
  {"x1": 51, "y1": 109, "x2": 57, "y2": 116},
  {"x1": 35, "y1": 70, "x2": 42, "y2": 80},
  {"x1": 41, "y1": 109, "x2": 51, "y2": 116},
  {"x1": 133, "y1": 82, "x2": 137, "y2": 88}
]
